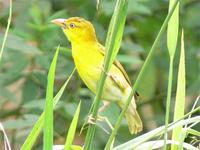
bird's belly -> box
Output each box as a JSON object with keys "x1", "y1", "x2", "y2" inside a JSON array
[{"x1": 75, "y1": 61, "x2": 125, "y2": 101}]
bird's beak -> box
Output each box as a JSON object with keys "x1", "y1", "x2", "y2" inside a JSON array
[{"x1": 51, "y1": 19, "x2": 67, "y2": 28}]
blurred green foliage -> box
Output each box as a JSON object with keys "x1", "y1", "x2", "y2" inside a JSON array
[{"x1": 0, "y1": 0, "x2": 199, "y2": 149}]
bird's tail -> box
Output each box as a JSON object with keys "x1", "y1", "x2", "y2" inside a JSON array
[{"x1": 118, "y1": 96, "x2": 143, "y2": 134}]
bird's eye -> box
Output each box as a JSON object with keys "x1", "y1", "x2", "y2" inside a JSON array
[{"x1": 69, "y1": 23, "x2": 76, "y2": 28}]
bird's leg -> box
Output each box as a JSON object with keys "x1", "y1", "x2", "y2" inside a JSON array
[
  {"x1": 80, "y1": 101, "x2": 111, "y2": 134},
  {"x1": 98, "y1": 101, "x2": 111, "y2": 113},
  {"x1": 98, "y1": 101, "x2": 113, "y2": 131},
  {"x1": 87, "y1": 101, "x2": 111, "y2": 124},
  {"x1": 86, "y1": 101, "x2": 113, "y2": 132}
]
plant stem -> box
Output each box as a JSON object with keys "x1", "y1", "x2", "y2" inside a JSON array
[
  {"x1": 0, "y1": 0, "x2": 12, "y2": 62},
  {"x1": 105, "y1": 0, "x2": 180, "y2": 149},
  {"x1": 163, "y1": 57, "x2": 174, "y2": 150},
  {"x1": 84, "y1": 0, "x2": 129, "y2": 149}
]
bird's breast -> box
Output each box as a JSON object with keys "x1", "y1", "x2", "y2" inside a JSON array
[
  {"x1": 71, "y1": 43, "x2": 128, "y2": 101},
  {"x1": 72, "y1": 44, "x2": 103, "y2": 93}
]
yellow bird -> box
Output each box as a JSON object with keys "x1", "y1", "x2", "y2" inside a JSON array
[{"x1": 52, "y1": 17, "x2": 142, "y2": 134}]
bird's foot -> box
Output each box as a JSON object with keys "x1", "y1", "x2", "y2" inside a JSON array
[
  {"x1": 87, "y1": 114, "x2": 113, "y2": 130},
  {"x1": 79, "y1": 102, "x2": 112, "y2": 135},
  {"x1": 87, "y1": 114, "x2": 96, "y2": 124},
  {"x1": 80, "y1": 114, "x2": 113, "y2": 135}
]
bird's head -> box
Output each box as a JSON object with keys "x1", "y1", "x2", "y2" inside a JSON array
[{"x1": 51, "y1": 17, "x2": 97, "y2": 43}]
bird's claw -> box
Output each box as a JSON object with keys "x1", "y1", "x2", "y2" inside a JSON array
[
  {"x1": 87, "y1": 114, "x2": 96, "y2": 124},
  {"x1": 87, "y1": 114, "x2": 114, "y2": 130}
]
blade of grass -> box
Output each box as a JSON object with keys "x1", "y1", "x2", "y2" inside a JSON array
[
  {"x1": 178, "y1": 95, "x2": 200, "y2": 150},
  {"x1": 164, "y1": 56, "x2": 174, "y2": 148},
  {"x1": 21, "y1": 69, "x2": 75, "y2": 150},
  {"x1": 53, "y1": 145, "x2": 83, "y2": 150},
  {"x1": 0, "y1": 122, "x2": 11, "y2": 150},
  {"x1": 105, "y1": 0, "x2": 180, "y2": 149},
  {"x1": 171, "y1": 30, "x2": 185, "y2": 150},
  {"x1": 64, "y1": 102, "x2": 81, "y2": 150},
  {"x1": 164, "y1": 0, "x2": 179, "y2": 149},
  {"x1": 167, "y1": 0, "x2": 179, "y2": 57},
  {"x1": 186, "y1": 95, "x2": 200, "y2": 127},
  {"x1": 187, "y1": 129, "x2": 200, "y2": 137},
  {"x1": 0, "y1": 0, "x2": 12, "y2": 62},
  {"x1": 113, "y1": 115, "x2": 200, "y2": 150},
  {"x1": 44, "y1": 46, "x2": 60, "y2": 150},
  {"x1": 84, "y1": 0, "x2": 129, "y2": 149},
  {"x1": 105, "y1": 0, "x2": 129, "y2": 70},
  {"x1": 134, "y1": 140, "x2": 198, "y2": 150}
]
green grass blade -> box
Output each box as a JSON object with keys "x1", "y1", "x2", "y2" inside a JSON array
[
  {"x1": 164, "y1": 0, "x2": 179, "y2": 149},
  {"x1": 44, "y1": 46, "x2": 60, "y2": 150},
  {"x1": 104, "y1": 0, "x2": 129, "y2": 69},
  {"x1": 0, "y1": 122, "x2": 11, "y2": 150},
  {"x1": 21, "y1": 69, "x2": 75, "y2": 150},
  {"x1": 53, "y1": 145, "x2": 83, "y2": 150},
  {"x1": 84, "y1": 0, "x2": 129, "y2": 149},
  {"x1": 187, "y1": 129, "x2": 200, "y2": 137},
  {"x1": 171, "y1": 30, "x2": 185, "y2": 150},
  {"x1": 127, "y1": 140, "x2": 198, "y2": 150},
  {"x1": 136, "y1": 140, "x2": 198, "y2": 150},
  {"x1": 113, "y1": 115, "x2": 200, "y2": 150},
  {"x1": 167, "y1": 0, "x2": 179, "y2": 57},
  {"x1": 105, "y1": 0, "x2": 180, "y2": 149},
  {"x1": 0, "y1": 0, "x2": 12, "y2": 62},
  {"x1": 64, "y1": 102, "x2": 81, "y2": 150},
  {"x1": 163, "y1": 56, "x2": 174, "y2": 148}
]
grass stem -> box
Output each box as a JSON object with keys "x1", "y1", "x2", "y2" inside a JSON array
[
  {"x1": 0, "y1": 0, "x2": 12, "y2": 62},
  {"x1": 105, "y1": 0, "x2": 180, "y2": 149}
]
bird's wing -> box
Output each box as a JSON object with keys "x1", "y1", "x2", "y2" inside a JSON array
[{"x1": 97, "y1": 43, "x2": 132, "y2": 87}]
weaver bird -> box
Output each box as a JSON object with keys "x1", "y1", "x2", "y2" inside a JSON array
[{"x1": 51, "y1": 17, "x2": 142, "y2": 134}]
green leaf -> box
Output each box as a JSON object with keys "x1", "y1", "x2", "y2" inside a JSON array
[
  {"x1": 0, "y1": 33, "x2": 41, "y2": 55},
  {"x1": 128, "y1": 1, "x2": 152, "y2": 15},
  {"x1": 167, "y1": 0, "x2": 179, "y2": 57},
  {"x1": 64, "y1": 102, "x2": 81, "y2": 150},
  {"x1": 105, "y1": 0, "x2": 129, "y2": 70},
  {"x1": 22, "y1": 99, "x2": 45, "y2": 110},
  {"x1": 113, "y1": 116, "x2": 200, "y2": 150},
  {"x1": 0, "y1": 87, "x2": 16, "y2": 104},
  {"x1": 171, "y1": 30, "x2": 186, "y2": 150},
  {"x1": 0, "y1": 0, "x2": 12, "y2": 61},
  {"x1": 187, "y1": 129, "x2": 200, "y2": 137},
  {"x1": 164, "y1": 0, "x2": 179, "y2": 148},
  {"x1": 3, "y1": 115, "x2": 38, "y2": 129},
  {"x1": 22, "y1": 79, "x2": 38, "y2": 102},
  {"x1": 130, "y1": 140, "x2": 198, "y2": 150},
  {"x1": 43, "y1": 46, "x2": 60, "y2": 150},
  {"x1": 21, "y1": 68, "x2": 75, "y2": 150}
]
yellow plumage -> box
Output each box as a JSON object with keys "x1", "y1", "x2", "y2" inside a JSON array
[{"x1": 52, "y1": 17, "x2": 142, "y2": 134}]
